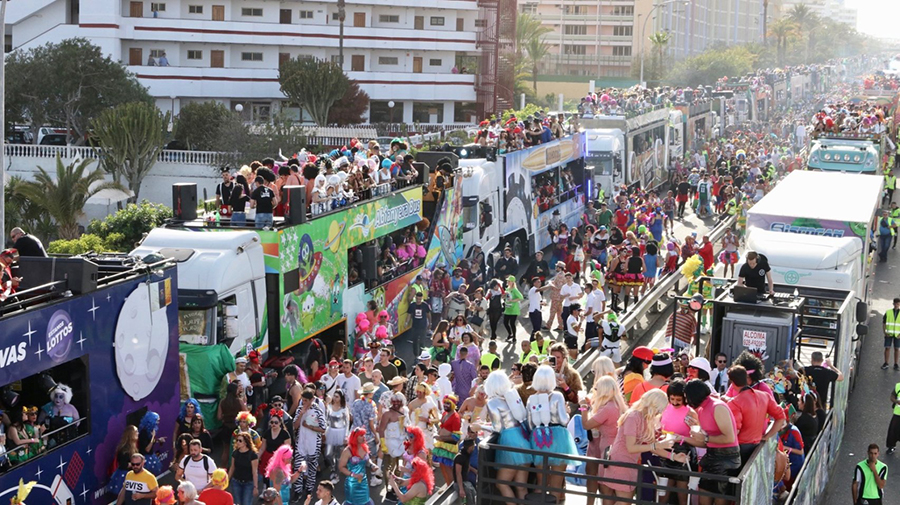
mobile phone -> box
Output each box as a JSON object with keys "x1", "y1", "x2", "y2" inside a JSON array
[{"x1": 549, "y1": 356, "x2": 557, "y2": 367}]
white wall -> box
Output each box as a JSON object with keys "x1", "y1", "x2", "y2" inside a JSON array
[{"x1": 12, "y1": 0, "x2": 67, "y2": 48}]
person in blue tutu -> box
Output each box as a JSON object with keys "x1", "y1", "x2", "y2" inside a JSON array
[
  {"x1": 108, "y1": 425, "x2": 138, "y2": 496},
  {"x1": 138, "y1": 411, "x2": 165, "y2": 475},
  {"x1": 339, "y1": 427, "x2": 379, "y2": 505},
  {"x1": 485, "y1": 370, "x2": 531, "y2": 503},
  {"x1": 527, "y1": 365, "x2": 578, "y2": 501}
]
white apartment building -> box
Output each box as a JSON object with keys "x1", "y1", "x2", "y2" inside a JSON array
[
  {"x1": 517, "y1": 0, "x2": 636, "y2": 79},
  {"x1": 644, "y1": 0, "x2": 765, "y2": 60},
  {"x1": 8, "y1": 0, "x2": 490, "y2": 124}
]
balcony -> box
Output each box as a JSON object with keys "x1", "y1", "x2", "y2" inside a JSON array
[
  {"x1": 129, "y1": 65, "x2": 476, "y2": 102},
  {"x1": 117, "y1": 17, "x2": 478, "y2": 52}
]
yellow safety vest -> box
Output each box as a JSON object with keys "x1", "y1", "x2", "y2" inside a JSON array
[
  {"x1": 893, "y1": 208, "x2": 900, "y2": 220},
  {"x1": 894, "y1": 383, "x2": 900, "y2": 416},
  {"x1": 879, "y1": 217, "x2": 896, "y2": 236},
  {"x1": 887, "y1": 309, "x2": 900, "y2": 337},
  {"x1": 886, "y1": 175, "x2": 897, "y2": 190}
]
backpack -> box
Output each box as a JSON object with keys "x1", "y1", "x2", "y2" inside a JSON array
[
  {"x1": 604, "y1": 321, "x2": 622, "y2": 342},
  {"x1": 181, "y1": 454, "x2": 211, "y2": 474}
]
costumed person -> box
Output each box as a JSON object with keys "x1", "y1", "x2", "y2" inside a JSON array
[
  {"x1": 155, "y1": 485, "x2": 176, "y2": 505},
  {"x1": 354, "y1": 314, "x2": 372, "y2": 360},
  {"x1": 9, "y1": 479, "x2": 36, "y2": 505},
  {"x1": 44, "y1": 383, "x2": 80, "y2": 448},
  {"x1": 175, "y1": 398, "x2": 201, "y2": 440},
  {"x1": 377, "y1": 392, "x2": 408, "y2": 501},
  {"x1": 292, "y1": 391, "x2": 326, "y2": 501},
  {"x1": 139, "y1": 411, "x2": 164, "y2": 475},
  {"x1": 387, "y1": 457, "x2": 433, "y2": 505},
  {"x1": 436, "y1": 363, "x2": 453, "y2": 399},
  {"x1": 340, "y1": 428, "x2": 379, "y2": 505},
  {"x1": 407, "y1": 383, "x2": 439, "y2": 460},
  {"x1": 527, "y1": 365, "x2": 578, "y2": 501},
  {"x1": 265, "y1": 445, "x2": 300, "y2": 505},
  {"x1": 484, "y1": 370, "x2": 531, "y2": 502},
  {"x1": 324, "y1": 390, "x2": 350, "y2": 482},
  {"x1": 399, "y1": 426, "x2": 429, "y2": 481},
  {"x1": 432, "y1": 395, "x2": 462, "y2": 487},
  {"x1": 681, "y1": 254, "x2": 714, "y2": 328},
  {"x1": 108, "y1": 425, "x2": 139, "y2": 495}
]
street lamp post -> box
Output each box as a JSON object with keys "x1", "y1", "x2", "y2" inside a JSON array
[
  {"x1": 388, "y1": 101, "x2": 395, "y2": 125},
  {"x1": 639, "y1": 0, "x2": 687, "y2": 87},
  {"x1": 0, "y1": 0, "x2": 8, "y2": 250}
]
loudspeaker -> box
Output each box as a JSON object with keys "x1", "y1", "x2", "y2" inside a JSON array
[
  {"x1": 16, "y1": 257, "x2": 99, "y2": 295},
  {"x1": 172, "y1": 183, "x2": 198, "y2": 221},
  {"x1": 683, "y1": 89, "x2": 694, "y2": 103},
  {"x1": 361, "y1": 244, "x2": 379, "y2": 280},
  {"x1": 284, "y1": 185, "x2": 307, "y2": 225},
  {"x1": 412, "y1": 161, "x2": 429, "y2": 186}
]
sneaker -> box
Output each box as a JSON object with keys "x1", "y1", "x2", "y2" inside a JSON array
[
  {"x1": 889, "y1": 447, "x2": 896, "y2": 455},
  {"x1": 369, "y1": 477, "x2": 383, "y2": 487},
  {"x1": 883, "y1": 363, "x2": 890, "y2": 370},
  {"x1": 894, "y1": 364, "x2": 899, "y2": 372}
]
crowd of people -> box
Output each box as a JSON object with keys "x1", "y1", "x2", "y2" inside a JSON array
[
  {"x1": 212, "y1": 138, "x2": 422, "y2": 228},
  {"x1": 471, "y1": 112, "x2": 572, "y2": 153}
]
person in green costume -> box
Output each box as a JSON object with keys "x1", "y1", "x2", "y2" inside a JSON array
[{"x1": 503, "y1": 275, "x2": 524, "y2": 342}]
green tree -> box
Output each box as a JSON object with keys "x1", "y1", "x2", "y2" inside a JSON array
[
  {"x1": 91, "y1": 102, "x2": 170, "y2": 203},
  {"x1": 326, "y1": 81, "x2": 370, "y2": 126},
  {"x1": 279, "y1": 58, "x2": 350, "y2": 126},
  {"x1": 173, "y1": 101, "x2": 233, "y2": 151},
  {"x1": 3, "y1": 175, "x2": 56, "y2": 243},
  {"x1": 666, "y1": 46, "x2": 759, "y2": 88},
  {"x1": 214, "y1": 114, "x2": 308, "y2": 170},
  {"x1": 86, "y1": 201, "x2": 173, "y2": 251},
  {"x1": 515, "y1": 13, "x2": 553, "y2": 95},
  {"x1": 5, "y1": 38, "x2": 152, "y2": 144},
  {"x1": 787, "y1": 4, "x2": 819, "y2": 62},
  {"x1": 648, "y1": 31, "x2": 671, "y2": 84},
  {"x1": 768, "y1": 18, "x2": 800, "y2": 66},
  {"x1": 14, "y1": 155, "x2": 124, "y2": 240},
  {"x1": 525, "y1": 37, "x2": 552, "y2": 93}
]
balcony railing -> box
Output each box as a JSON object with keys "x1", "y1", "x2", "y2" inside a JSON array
[{"x1": 4, "y1": 144, "x2": 223, "y2": 166}]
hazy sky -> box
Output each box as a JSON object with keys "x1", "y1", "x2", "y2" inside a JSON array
[{"x1": 845, "y1": 0, "x2": 900, "y2": 39}]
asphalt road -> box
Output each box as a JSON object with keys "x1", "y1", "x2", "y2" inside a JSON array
[{"x1": 824, "y1": 247, "x2": 900, "y2": 504}]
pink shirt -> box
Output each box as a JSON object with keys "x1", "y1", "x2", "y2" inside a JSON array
[
  {"x1": 587, "y1": 401, "x2": 620, "y2": 458},
  {"x1": 607, "y1": 410, "x2": 649, "y2": 464},
  {"x1": 696, "y1": 396, "x2": 738, "y2": 448},
  {"x1": 660, "y1": 404, "x2": 692, "y2": 437},
  {"x1": 725, "y1": 380, "x2": 774, "y2": 398}
]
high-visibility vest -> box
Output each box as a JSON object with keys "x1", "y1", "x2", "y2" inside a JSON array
[
  {"x1": 894, "y1": 383, "x2": 900, "y2": 415},
  {"x1": 887, "y1": 309, "x2": 900, "y2": 337},
  {"x1": 878, "y1": 217, "x2": 896, "y2": 236},
  {"x1": 893, "y1": 208, "x2": 900, "y2": 220},
  {"x1": 886, "y1": 174, "x2": 896, "y2": 190},
  {"x1": 726, "y1": 198, "x2": 738, "y2": 215},
  {"x1": 856, "y1": 459, "x2": 887, "y2": 500}
]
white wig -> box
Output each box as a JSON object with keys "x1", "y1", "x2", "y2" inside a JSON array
[
  {"x1": 531, "y1": 365, "x2": 556, "y2": 393},
  {"x1": 483, "y1": 370, "x2": 512, "y2": 398}
]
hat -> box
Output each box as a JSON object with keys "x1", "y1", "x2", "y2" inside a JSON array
[
  {"x1": 359, "y1": 383, "x2": 377, "y2": 395},
  {"x1": 328, "y1": 359, "x2": 340, "y2": 367},
  {"x1": 473, "y1": 242, "x2": 483, "y2": 248},
  {"x1": 260, "y1": 488, "x2": 280, "y2": 502},
  {"x1": 378, "y1": 310, "x2": 390, "y2": 318},
  {"x1": 417, "y1": 351, "x2": 432, "y2": 361},
  {"x1": 235, "y1": 357, "x2": 248, "y2": 364},
  {"x1": 556, "y1": 261, "x2": 566, "y2": 269},
  {"x1": 387, "y1": 376, "x2": 408, "y2": 386},
  {"x1": 632, "y1": 346, "x2": 655, "y2": 362},
  {"x1": 688, "y1": 357, "x2": 713, "y2": 376}
]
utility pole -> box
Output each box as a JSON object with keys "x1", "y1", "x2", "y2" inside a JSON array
[
  {"x1": 0, "y1": 0, "x2": 8, "y2": 250},
  {"x1": 762, "y1": 0, "x2": 769, "y2": 46}
]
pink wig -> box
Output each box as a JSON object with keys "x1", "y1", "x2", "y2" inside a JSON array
[{"x1": 266, "y1": 444, "x2": 293, "y2": 479}]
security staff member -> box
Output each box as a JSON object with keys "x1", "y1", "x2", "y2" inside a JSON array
[
  {"x1": 851, "y1": 444, "x2": 887, "y2": 505},
  {"x1": 891, "y1": 202, "x2": 900, "y2": 249},
  {"x1": 884, "y1": 298, "x2": 900, "y2": 371},
  {"x1": 886, "y1": 169, "x2": 897, "y2": 204}
]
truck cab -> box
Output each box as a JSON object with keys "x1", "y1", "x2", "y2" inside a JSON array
[
  {"x1": 459, "y1": 159, "x2": 503, "y2": 256},
  {"x1": 132, "y1": 228, "x2": 268, "y2": 356},
  {"x1": 585, "y1": 128, "x2": 625, "y2": 201},
  {"x1": 807, "y1": 132, "x2": 881, "y2": 174}
]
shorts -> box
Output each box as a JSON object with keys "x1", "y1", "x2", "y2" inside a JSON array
[
  {"x1": 665, "y1": 210, "x2": 675, "y2": 221},
  {"x1": 565, "y1": 334, "x2": 579, "y2": 350},
  {"x1": 885, "y1": 337, "x2": 900, "y2": 349},
  {"x1": 599, "y1": 338, "x2": 621, "y2": 362},
  {"x1": 698, "y1": 446, "x2": 741, "y2": 495}
]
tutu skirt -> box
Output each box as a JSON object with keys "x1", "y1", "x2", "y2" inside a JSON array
[
  {"x1": 616, "y1": 273, "x2": 644, "y2": 286},
  {"x1": 495, "y1": 426, "x2": 534, "y2": 466},
  {"x1": 718, "y1": 250, "x2": 739, "y2": 264},
  {"x1": 144, "y1": 454, "x2": 162, "y2": 475},
  {"x1": 433, "y1": 438, "x2": 460, "y2": 466},
  {"x1": 108, "y1": 469, "x2": 128, "y2": 495},
  {"x1": 531, "y1": 425, "x2": 579, "y2": 467}
]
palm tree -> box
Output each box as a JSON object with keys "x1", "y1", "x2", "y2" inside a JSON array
[
  {"x1": 648, "y1": 31, "x2": 671, "y2": 83},
  {"x1": 768, "y1": 18, "x2": 800, "y2": 66},
  {"x1": 15, "y1": 155, "x2": 125, "y2": 240},
  {"x1": 525, "y1": 36, "x2": 552, "y2": 93},
  {"x1": 516, "y1": 13, "x2": 552, "y2": 92},
  {"x1": 787, "y1": 4, "x2": 820, "y2": 61}
]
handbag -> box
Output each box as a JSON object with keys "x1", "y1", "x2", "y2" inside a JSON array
[{"x1": 469, "y1": 314, "x2": 484, "y2": 326}]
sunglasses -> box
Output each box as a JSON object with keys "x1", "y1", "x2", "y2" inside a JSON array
[{"x1": 131, "y1": 462, "x2": 143, "y2": 467}]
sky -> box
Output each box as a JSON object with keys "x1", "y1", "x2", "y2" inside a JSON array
[{"x1": 845, "y1": 0, "x2": 900, "y2": 39}]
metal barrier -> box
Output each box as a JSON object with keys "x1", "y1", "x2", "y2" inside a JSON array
[{"x1": 476, "y1": 439, "x2": 742, "y2": 505}]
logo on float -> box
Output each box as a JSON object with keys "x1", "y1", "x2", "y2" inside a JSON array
[{"x1": 46, "y1": 309, "x2": 74, "y2": 362}]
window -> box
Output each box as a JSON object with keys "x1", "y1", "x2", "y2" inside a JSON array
[
  {"x1": 150, "y1": 49, "x2": 166, "y2": 58},
  {"x1": 563, "y1": 5, "x2": 586, "y2": 14},
  {"x1": 430, "y1": 17, "x2": 445, "y2": 26},
  {"x1": 520, "y1": 3, "x2": 537, "y2": 14},
  {"x1": 475, "y1": 19, "x2": 487, "y2": 28},
  {"x1": 188, "y1": 5, "x2": 203, "y2": 14},
  {"x1": 378, "y1": 56, "x2": 399, "y2": 65},
  {"x1": 241, "y1": 52, "x2": 264, "y2": 61},
  {"x1": 612, "y1": 46, "x2": 632, "y2": 56},
  {"x1": 613, "y1": 26, "x2": 633, "y2": 36},
  {"x1": 242, "y1": 7, "x2": 263, "y2": 17},
  {"x1": 564, "y1": 25, "x2": 587, "y2": 35},
  {"x1": 187, "y1": 50, "x2": 202, "y2": 60},
  {"x1": 300, "y1": 11, "x2": 314, "y2": 19},
  {"x1": 332, "y1": 12, "x2": 341, "y2": 20},
  {"x1": 151, "y1": 2, "x2": 166, "y2": 11},
  {"x1": 429, "y1": 58, "x2": 442, "y2": 66},
  {"x1": 612, "y1": 6, "x2": 634, "y2": 16},
  {"x1": 379, "y1": 14, "x2": 400, "y2": 23},
  {"x1": 564, "y1": 45, "x2": 586, "y2": 55}
]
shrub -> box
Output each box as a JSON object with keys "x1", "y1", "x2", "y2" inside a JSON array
[{"x1": 87, "y1": 201, "x2": 172, "y2": 251}]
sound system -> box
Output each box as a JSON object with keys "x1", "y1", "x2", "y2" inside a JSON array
[
  {"x1": 412, "y1": 161, "x2": 429, "y2": 186},
  {"x1": 683, "y1": 89, "x2": 694, "y2": 103},
  {"x1": 172, "y1": 183, "x2": 198, "y2": 221},
  {"x1": 284, "y1": 185, "x2": 307, "y2": 225},
  {"x1": 16, "y1": 256, "x2": 99, "y2": 295},
  {"x1": 361, "y1": 244, "x2": 379, "y2": 280}
]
